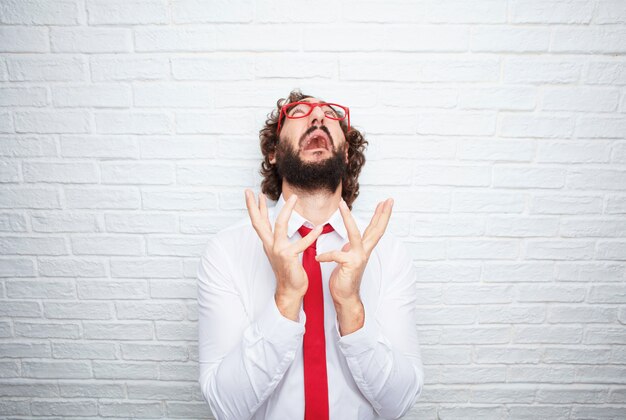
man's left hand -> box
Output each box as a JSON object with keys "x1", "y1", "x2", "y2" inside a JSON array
[{"x1": 316, "y1": 198, "x2": 394, "y2": 308}]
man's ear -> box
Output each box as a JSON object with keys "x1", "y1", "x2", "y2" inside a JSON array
[{"x1": 269, "y1": 151, "x2": 276, "y2": 165}]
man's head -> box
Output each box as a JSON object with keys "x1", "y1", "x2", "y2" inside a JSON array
[{"x1": 259, "y1": 89, "x2": 368, "y2": 209}]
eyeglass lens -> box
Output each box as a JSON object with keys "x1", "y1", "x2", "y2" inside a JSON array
[{"x1": 286, "y1": 103, "x2": 345, "y2": 120}]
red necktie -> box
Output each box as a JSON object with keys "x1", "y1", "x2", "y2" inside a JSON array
[{"x1": 298, "y1": 223, "x2": 334, "y2": 420}]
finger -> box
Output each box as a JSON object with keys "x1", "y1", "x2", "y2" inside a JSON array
[
  {"x1": 315, "y1": 250, "x2": 350, "y2": 264},
  {"x1": 245, "y1": 189, "x2": 273, "y2": 245},
  {"x1": 364, "y1": 198, "x2": 394, "y2": 252},
  {"x1": 339, "y1": 199, "x2": 363, "y2": 251},
  {"x1": 292, "y1": 224, "x2": 324, "y2": 253},
  {"x1": 274, "y1": 194, "x2": 297, "y2": 241},
  {"x1": 362, "y1": 201, "x2": 383, "y2": 240},
  {"x1": 259, "y1": 193, "x2": 272, "y2": 232}
]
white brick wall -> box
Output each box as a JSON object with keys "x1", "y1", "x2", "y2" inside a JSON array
[{"x1": 0, "y1": 0, "x2": 625, "y2": 418}]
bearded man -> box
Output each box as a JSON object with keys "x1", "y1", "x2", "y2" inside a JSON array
[{"x1": 197, "y1": 89, "x2": 424, "y2": 420}]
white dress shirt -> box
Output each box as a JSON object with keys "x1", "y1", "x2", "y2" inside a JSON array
[{"x1": 197, "y1": 193, "x2": 424, "y2": 420}]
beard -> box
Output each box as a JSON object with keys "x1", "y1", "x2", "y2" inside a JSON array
[{"x1": 274, "y1": 128, "x2": 347, "y2": 194}]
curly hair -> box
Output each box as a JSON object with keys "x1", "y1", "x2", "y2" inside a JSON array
[{"x1": 258, "y1": 89, "x2": 368, "y2": 210}]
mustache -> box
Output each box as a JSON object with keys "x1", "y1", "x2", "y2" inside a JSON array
[{"x1": 298, "y1": 125, "x2": 334, "y2": 149}]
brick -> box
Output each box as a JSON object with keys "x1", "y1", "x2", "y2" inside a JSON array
[
  {"x1": 7, "y1": 55, "x2": 86, "y2": 82},
  {"x1": 0, "y1": 342, "x2": 50, "y2": 358},
  {"x1": 452, "y1": 191, "x2": 525, "y2": 213},
  {"x1": 548, "y1": 305, "x2": 617, "y2": 323},
  {"x1": 0, "y1": 301, "x2": 41, "y2": 317},
  {"x1": 493, "y1": 167, "x2": 565, "y2": 189},
  {"x1": 31, "y1": 212, "x2": 99, "y2": 233},
  {"x1": 101, "y1": 162, "x2": 174, "y2": 185},
  {"x1": 0, "y1": 160, "x2": 19, "y2": 182},
  {"x1": 59, "y1": 381, "x2": 125, "y2": 398},
  {"x1": 155, "y1": 321, "x2": 196, "y2": 340},
  {"x1": 471, "y1": 386, "x2": 535, "y2": 403},
  {"x1": 411, "y1": 215, "x2": 484, "y2": 237},
  {"x1": 412, "y1": 164, "x2": 490, "y2": 186},
  {"x1": 486, "y1": 216, "x2": 559, "y2": 237},
  {"x1": 44, "y1": 301, "x2": 112, "y2": 319},
  {"x1": 542, "y1": 87, "x2": 620, "y2": 112},
  {"x1": 567, "y1": 169, "x2": 626, "y2": 190},
  {"x1": 543, "y1": 347, "x2": 612, "y2": 364},
  {"x1": 98, "y1": 401, "x2": 163, "y2": 418},
  {"x1": 0, "y1": 87, "x2": 46, "y2": 107},
  {"x1": 606, "y1": 195, "x2": 626, "y2": 214},
  {"x1": 172, "y1": 0, "x2": 252, "y2": 23},
  {"x1": 51, "y1": 28, "x2": 132, "y2": 52},
  {"x1": 91, "y1": 56, "x2": 169, "y2": 81},
  {"x1": 586, "y1": 61, "x2": 626, "y2": 85},
  {"x1": 0, "y1": 381, "x2": 59, "y2": 397},
  {"x1": 536, "y1": 141, "x2": 612, "y2": 164},
  {"x1": 160, "y1": 362, "x2": 197, "y2": 381},
  {"x1": 588, "y1": 285, "x2": 626, "y2": 303},
  {"x1": 93, "y1": 361, "x2": 158, "y2": 379},
  {"x1": 61, "y1": 135, "x2": 138, "y2": 158},
  {"x1": 513, "y1": 326, "x2": 583, "y2": 344},
  {"x1": 471, "y1": 27, "x2": 550, "y2": 52},
  {"x1": 0, "y1": 359, "x2": 26, "y2": 376},
  {"x1": 255, "y1": 55, "x2": 336, "y2": 79},
  {"x1": 134, "y1": 27, "x2": 215, "y2": 52},
  {"x1": 141, "y1": 189, "x2": 218, "y2": 210},
  {"x1": 176, "y1": 163, "x2": 256, "y2": 186},
  {"x1": 575, "y1": 116, "x2": 626, "y2": 138},
  {"x1": 150, "y1": 280, "x2": 197, "y2": 299},
  {"x1": 472, "y1": 263, "x2": 541, "y2": 286},
  {"x1": 172, "y1": 57, "x2": 254, "y2": 80},
  {"x1": 341, "y1": 57, "x2": 500, "y2": 82},
  {"x1": 475, "y1": 346, "x2": 542, "y2": 364},
  {"x1": 65, "y1": 187, "x2": 141, "y2": 209},
  {"x1": 219, "y1": 25, "x2": 298, "y2": 51},
  {"x1": 0, "y1": 26, "x2": 48, "y2": 52},
  {"x1": 53, "y1": 84, "x2": 131, "y2": 108},
  {"x1": 52, "y1": 342, "x2": 117, "y2": 359},
  {"x1": 77, "y1": 279, "x2": 148, "y2": 300},
  {"x1": 584, "y1": 327, "x2": 626, "y2": 344},
  {"x1": 500, "y1": 114, "x2": 575, "y2": 138},
  {"x1": 0, "y1": 258, "x2": 35, "y2": 277},
  {"x1": 87, "y1": 0, "x2": 167, "y2": 24},
  {"x1": 459, "y1": 87, "x2": 536, "y2": 111},
  {"x1": 116, "y1": 301, "x2": 186, "y2": 320},
  {"x1": 479, "y1": 306, "x2": 546, "y2": 324},
  {"x1": 385, "y1": 26, "x2": 469, "y2": 52},
  {"x1": 504, "y1": 58, "x2": 581, "y2": 84},
  {"x1": 0, "y1": 235, "x2": 67, "y2": 255},
  {"x1": 6, "y1": 279, "x2": 75, "y2": 299},
  {"x1": 180, "y1": 213, "x2": 245, "y2": 234},
  {"x1": 428, "y1": 0, "x2": 506, "y2": 23},
  {"x1": 0, "y1": 213, "x2": 27, "y2": 232},
  {"x1": 146, "y1": 236, "x2": 207, "y2": 257},
  {"x1": 0, "y1": 135, "x2": 56, "y2": 157},
  {"x1": 38, "y1": 257, "x2": 107, "y2": 277},
  {"x1": 15, "y1": 110, "x2": 90, "y2": 134},
  {"x1": 133, "y1": 83, "x2": 212, "y2": 108},
  {"x1": 560, "y1": 218, "x2": 626, "y2": 237},
  {"x1": 22, "y1": 361, "x2": 92, "y2": 379},
  {"x1": 531, "y1": 194, "x2": 603, "y2": 215},
  {"x1": 0, "y1": 112, "x2": 12, "y2": 132},
  {"x1": 510, "y1": 0, "x2": 594, "y2": 23},
  {"x1": 557, "y1": 262, "x2": 625, "y2": 282},
  {"x1": 95, "y1": 112, "x2": 171, "y2": 135},
  {"x1": 552, "y1": 27, "x2": 626, "y2": 54},
  {"x1": 166, "y1": 402, "x2": 212, "y2": 418},
  {"x1": 139, "y1": 136, "x2": 216, "y2": 159},
  {"x1": 0, "y1": 399, "x2": 30, "y2": 415},
  {"x1": 105, "y1": 212, "x2": 177, "y2": 233},
  {"x1": 456, "y1": 138, "x2": 534, "y2": 161},
  {"x1": 121, "y1": 343, "x2": 187, "y2": 361},
  {"x1": 596, "y1": 0, "x2": 626, "y2": 23},
  {"x1": 83, "y1": 322, "x2": 154, "y2": 340},
  {"x1": 127, "y1": 382, "x2": 198, "y2": 400},
  {"x1": 110, "y1": 258, "x2": 182, "y2": 278},
  {"x1": 526, "y1": 240, "x2": 595, "y2": 260},
  {"x1": 23, "y1": 161, "x2": 98, "y2": 183},
  {"x1": 71, "y1": 235, "x2": 144, "y2": 256},
  {"x1": 418, "y1": 112, "x2": 496, "y2": 136},
  {"x1": 32, "y1": 400, "x2": 97, "y2": 416},
  {"x1": 415, "y1": 306, "x2": 476, "y2": 325},
  {"x1": 596, "y1": 241, "x2": 626, "y2": 261},
  {"x1": 517, "y1": 285, "x2": 587, "y2": 302},
  {"x1": 443, "y1": 284, "x2": 514, "y2": 303},
  {"x1": 176, "y1": 111, "x2": 254, "y2": 134},
  {"x1": 0, "y1": 0, "x2": 81, "y2": 25}
]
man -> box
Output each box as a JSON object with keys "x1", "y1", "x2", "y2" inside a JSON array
[{"x1": 197, "y1": 89, "x2": 424, "y2": 420}]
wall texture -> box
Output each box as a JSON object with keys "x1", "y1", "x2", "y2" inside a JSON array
[{"x1": 1, "y1": 0, "x2": 625, "y2": 419}]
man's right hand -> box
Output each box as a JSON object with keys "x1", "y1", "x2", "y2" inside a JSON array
[{"x1": 244, "y1": 189, "x2": 324, "y2": 321}]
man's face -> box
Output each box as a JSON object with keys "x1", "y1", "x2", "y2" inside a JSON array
[
  {"x1": 270, "y1": 97, "x2": 348, "y2": 166},
  {"x1": 270, "y1": 97, "x2": 349, "y2": 194}
]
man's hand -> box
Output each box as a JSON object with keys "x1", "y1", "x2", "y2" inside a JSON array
[
  {"x1": 244, "y1": 189, "x2": 324, "y2": 321},
  {"x1": 316, "y1": 198, "x2": 394, "y2": 334}
]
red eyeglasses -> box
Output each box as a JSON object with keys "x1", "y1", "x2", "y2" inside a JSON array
[{"x1": 276, "y1": 101, "x2": 350, "y2": 133}]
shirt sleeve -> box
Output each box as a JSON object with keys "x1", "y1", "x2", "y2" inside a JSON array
[
  {"x1": 334, "y1": 233, "x2": 424, "y2": 419},
  {"x1": 197, "y1": 237, "x2": 306, "y2": 420}
]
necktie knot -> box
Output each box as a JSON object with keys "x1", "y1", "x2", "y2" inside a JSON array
[{"x1": 298, "y1": 223, "x2": 334, "y2": 250}]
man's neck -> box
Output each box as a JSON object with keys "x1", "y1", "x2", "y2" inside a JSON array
[{"x1": 281, "y1": 182, "x2": 342, "y2": 226}]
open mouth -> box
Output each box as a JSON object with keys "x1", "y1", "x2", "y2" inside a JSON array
[{"x1": 301, "y1": 130, "x2": 331, "y2": 152}]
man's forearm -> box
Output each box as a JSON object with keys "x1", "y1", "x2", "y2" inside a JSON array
[{"x1": 335, "y1": 298, "x2": 365, "y2": 336}]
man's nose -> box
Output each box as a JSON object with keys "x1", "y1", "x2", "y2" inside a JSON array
[{"x1": 308, "y1": 105, "x2": 326, "y2": 127}]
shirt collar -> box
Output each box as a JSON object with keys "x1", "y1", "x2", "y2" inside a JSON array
[{"x1": 273, "y1": 193, "x2": 348, "y2": 240}]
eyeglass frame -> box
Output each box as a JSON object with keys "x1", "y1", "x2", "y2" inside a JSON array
[{"x1": 276, "y1": 101, "x2": 350, "y2": 134}]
